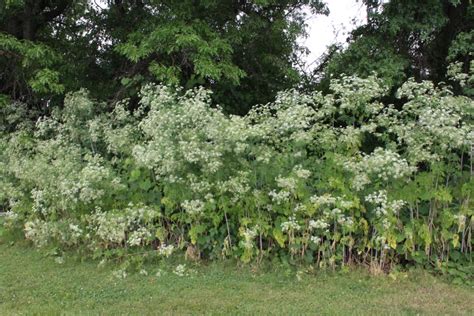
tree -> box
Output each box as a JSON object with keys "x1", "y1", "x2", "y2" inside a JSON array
[
  {"x1": 109, "y1": 0, "x2": 328, "y2": 114},
  {"x1": 0, "y1": 0, "x2": 328, "y2": 115},
  {"x1": 0, "y1": 0, "x2": 72, "y2": 105},
  {"x1": 318, "y1": 0, "x2": 473, "y2": 92}
]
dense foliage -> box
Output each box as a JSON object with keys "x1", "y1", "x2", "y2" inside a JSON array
[
  {"x1": 1, "y1": 64, "x2": 473, "y2": 277},
  {"x1": 0, "y1": 0, "x2": 326, "y2": 114},
  {"x1": 0, "y1": 0, "x2": 473, "y2": 283},
  {"x1": 2, "y1": 0, "x2": 472, "y2": 114},
  {"x1": 318, "y1": 0, "x2": 473, "y2": 94}
]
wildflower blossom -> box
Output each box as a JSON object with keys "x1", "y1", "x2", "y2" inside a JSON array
[
  {"x1": 276, "y1": 176, "x2": 297, "y2": 192},
  {"x1": 181, "y1": 200, "x2": 204, "y2": 216},
  {"x1": 158, "y1": 244, "x2": 175, "y2": 257},
  {"x1": 309, "y1": 219, "x2": 329, "y2": 230},
  {"x1": 174, "y1": 264, "x2": 187, "y2": 277},
  {"x1": 113, "y1": 269, "x2": 127, "y2": 279},
  {"x1": 281, "y1": 216, "x2": 301, "y2": 232},
  {"x1": 310, "y1": 194, "x2": 336, "y2": 206},
  {"x1": 268, "y1": 190, "x2": 291, "y2": 204},
  {"x1": 240, "y1": 227, "x2": 258, "y2": 249},
  {"x1": 127, "y1": 227, "x2": 151, "y2": 247},
  {"x1": 55, "y1": 256, "x2": 65, "y2": 264},
  {"x1": 293, "y1": 165, "x2": 311, "y2": 179}
]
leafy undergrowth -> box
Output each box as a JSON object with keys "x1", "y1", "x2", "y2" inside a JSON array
[
  {"x1": 2, "y1": 80, "x2": 473, "y2": 271},
  {"x1": 1, "y1": 232, "x2": 473, "y2": 315}
]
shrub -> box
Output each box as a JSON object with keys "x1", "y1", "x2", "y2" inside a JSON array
[{"x1": 1, "y1": 71, "x2": 472, "y2": 273}]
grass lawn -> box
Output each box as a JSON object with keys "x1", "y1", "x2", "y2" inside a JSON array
[{"x1": 1, "y1": 226, "x2": 473, "y2": 315}]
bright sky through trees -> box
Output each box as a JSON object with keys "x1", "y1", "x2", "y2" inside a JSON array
[{"x1": 302, "y1": 0, "x2": 367, "y2": 70}]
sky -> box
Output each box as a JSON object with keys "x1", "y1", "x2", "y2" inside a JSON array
[{"x1": 301, "y1": 0, "x2": 367, "y2": 70}]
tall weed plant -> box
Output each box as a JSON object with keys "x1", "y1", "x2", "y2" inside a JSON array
[{"x1": 1, "y1": 67, "x2": 473, "y2": 277}]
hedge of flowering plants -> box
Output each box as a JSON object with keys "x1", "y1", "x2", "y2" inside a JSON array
[{"x1": 1, "y1": 66, "x2": 473, "y2": 277}]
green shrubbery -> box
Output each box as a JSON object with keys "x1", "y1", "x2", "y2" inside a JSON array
[{"x1": 1, "y1": 70, "x2": 473, "y2": 277}]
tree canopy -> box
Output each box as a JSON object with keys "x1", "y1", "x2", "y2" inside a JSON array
[
  {"x1": 319, "y1": 0, "x2": 473, "y2": 94},
  {"x1": 0, "y1": 0, "x2": 327, "y2": 114},
  {"x1": 1, "y1": 0, "x2": 472, "y2": 114}
]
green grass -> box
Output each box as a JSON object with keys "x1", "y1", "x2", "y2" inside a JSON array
[{"x1": 1, "y1": 226, "x2": 473, "y2": 315}]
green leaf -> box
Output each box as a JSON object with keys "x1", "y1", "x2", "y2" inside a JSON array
[
  {"x1": 273, "y1": 228, "x2": 287, "y2": 248},
  {"x1": 130, "y1": 169, "x2": 141, "y2": 181}
]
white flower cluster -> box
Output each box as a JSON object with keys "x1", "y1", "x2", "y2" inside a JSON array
[
  {"x1": 113, "y1": 269, "x2": 128, "y2": 279},
  {"x1": 276, "y1": 175, "x2": 298, "y2": 192},
  {"x1": 240, "y1": 227, "x2": 258, "y2": 250},
  {"x1": 187, "y1": 175, "x2": 212, "y2": 194},
  {"x1": 3, "y1": 211, "x2": 19, "y2": 229},
  {"x1": 68, "y1": 223, "x2": 83, "y2": 241},
  {"x1": 24, "y1": 220, "x2": 52, "y2": 247},
  {"x1": 127, "y1": 227, "x2": 151, "y2": 247},
  {"x1": 75, "y1": 157, "x2": 111, "y2": 203},
  {"x1": 219, "y1": 172, "x2": 251, "y2": 202},
  {"x1": 343, "y1": 148, "x2": 415, "y2": 190},
  {"x1": 337, "y1": 198, "x2": 355, "y2": 210},
  {"x1": 337, "y1": 216, "x2": 354, "y2": 229},
  {"x1": 365, "y1": 190, "x2": 406, "y2": 218},
  {"x1": 181, "y1": 199, "x2": 204, "y2": 216},
  {"x1": 381, "y1": 79, "x2": 473, "y2": 163},
  {"x1": 310, "y1": 194, "x2": 336, "y2": 206},
  {"x1": 173, "y1": 264, "x2": 188, "y2": 277},
  {"x1": 309, "y1": 219, "x2": 329, "y2": 230},
  {"x1": 158, "y1": 244, "x2": 175, "y2": 257},
  {"x1": 281, "y1": 215, "x2": 301, "y2": 232},
  {"x1": 268, "y1": 189, "x2": 291, "y2": 204},
  {"x1": 329, "y1": 75, "x2": 387, "y2": 112},
  {"x1": 24, "y1": 218, "x2": 85, "y2": 247},
  {"x1": 453, "y1": 214, "x2": 467, "y2": 232},
  {"x1": 134, "y1": 85, "x2": 230, "y2": 178},
  {"x1": 310, "y1": 236, "x2": 321, "y2": 244},
  {"x1": 89, "y1": 204, "x2": 160, "y2": 246},
  {"x1": 293, "y1": 165, "x2": 311, "y2": 179},
  {"x1": 293, "y1": 203, "x2": 307, "y2": 213},
  {"x1": 91, "y1": 211, "x2": 127, "y2": 244},
  {"x1": 31, "y1": 189, "x2": 48, "y2": 216}
]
